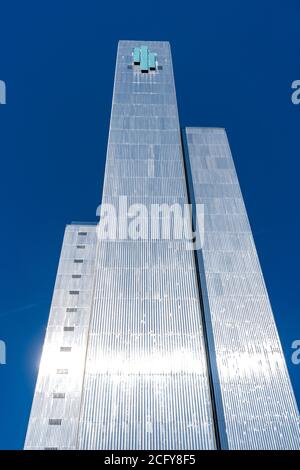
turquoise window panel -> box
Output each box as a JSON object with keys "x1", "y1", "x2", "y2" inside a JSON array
[
  {"x1": 140, "y1": 45, "x2": 149, "y2": 72},
  {"x1": 149, "y1": 52, "x2": 156, "y2": 70},
  {"x1": 133, "y1": 47, "x2": 140, "y2": 64},
  {"x1": 132, "y1": 46, "x2": 158, "y2": 73}
]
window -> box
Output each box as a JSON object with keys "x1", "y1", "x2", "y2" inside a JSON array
[
  {"x1": 69, "y1": 290, "x2": 79, "y2": 295},
  {"x1": 60, "y1": 346, "x2": 72, "y2": 352},
  {"x1": 48, "y1": 419, "x2": 62, "y2": 425},
  {"x1": 158, "y1": 65, "x2": 163, "y2": 70},
  {"x1": 76, "y1": 245, "x2": 85, "y2": 249},
  {"x1": 66, "y1": 307, "x2": 77, "y2": 312},
  {"x1": 78, "y1": 231, "x2": 87, "y2": 236},
  {"x1": 74, "y1": 259, "x2": 83, "y2": 263},
  {"x1": 72, "y1": 274, "x2": 81, "y2": 279},
  {"x1": 64, "y1": 326, "x2": 74, "y2": 332},
  {"x1": 44, "y1": 447, "x2": 58, "y2": 450},
  {"x1": 56, "y1": 369, "x2": 68, "y2": 375},
  {"x1": 53, "y1": 393, "x2": 65, "y2": 399}
]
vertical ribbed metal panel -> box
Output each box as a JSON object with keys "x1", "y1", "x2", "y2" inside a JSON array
[
  {"x1": 76, "y1": 42, "x2": 216, "y2": 449},
  {"x1": 24, "y1": 224, "x2": 97, "y2": 449},
  {"x1": 185, "y1": 127, "x2": 300, "y2": 449}
]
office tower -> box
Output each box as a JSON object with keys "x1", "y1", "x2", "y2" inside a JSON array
[{"x1": 25, "y1": 41, "x2": 300, "y2": 450}]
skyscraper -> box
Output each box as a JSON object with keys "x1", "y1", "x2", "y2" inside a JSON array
[{"x1": 25, "y1": 40, "x2": 300, "y2": 450}]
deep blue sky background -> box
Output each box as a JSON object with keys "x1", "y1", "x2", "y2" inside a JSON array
[{"x1": 0, "y1": 0, "x2": 299, "y2": 449}]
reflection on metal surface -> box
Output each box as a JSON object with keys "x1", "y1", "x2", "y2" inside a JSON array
[
  {"x1": 25, "y1": 42, "x2": 300, "y2": 450},
  {"x1": 76, "y1": 41, "x2": 216, "y2": 450},
  {"x1": 185, "y1": 127, "x2": 300, "y2": 449}
]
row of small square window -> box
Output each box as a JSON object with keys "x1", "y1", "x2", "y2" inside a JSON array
[
  {"x1": 70, "y1": 274, "x2": 81, "y2": 302},
  {"x1": 48, "y1": 239, "x2": 83, "y2": 435},
  {"x1": 50, "y1": 282, "x2": 90, "y2": 435},
  {"x1": 48, "y1": 391, "x2": 65, "y2": 428},
  {"x1": 48, "y1": 228, "x2": 82, "y2": 447},
  {"x1": 47, "y1": 389, "x2": 68, "y2": 436},
  {"x1": 76, "y1": 233, "x2": 87, "y2": 259},
  {"x1": 74, "y1": 228, "x2": 85, "y2": 255},
  {"x1": 63, "y1": 270, "x2": 77, "y2": 327}
]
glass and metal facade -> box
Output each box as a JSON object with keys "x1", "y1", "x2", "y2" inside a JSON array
[
  {"x1": 183, "y1": 127, "x2": 300, "y2": 449},
  {"x1": 25, "y1": 41, "x2": 300, "y2": 450}
]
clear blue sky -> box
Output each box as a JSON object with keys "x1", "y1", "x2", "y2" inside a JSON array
[{"x1": 0, "y1": 0, "x2": 299, "y2": 449}]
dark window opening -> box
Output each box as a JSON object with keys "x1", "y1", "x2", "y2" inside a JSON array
[
  {"x1": 60, "y1": 346, "x2": 72, "y2": 352},
  {"x1": 53, "y1": 393, "x2": 65, "y2": 399},
  {"x1": 48, "y1": 419, "x2": 62, "y2": 425},
  {"x1": 56, "y1": 369, "x2": 68, "y2": 375}
]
